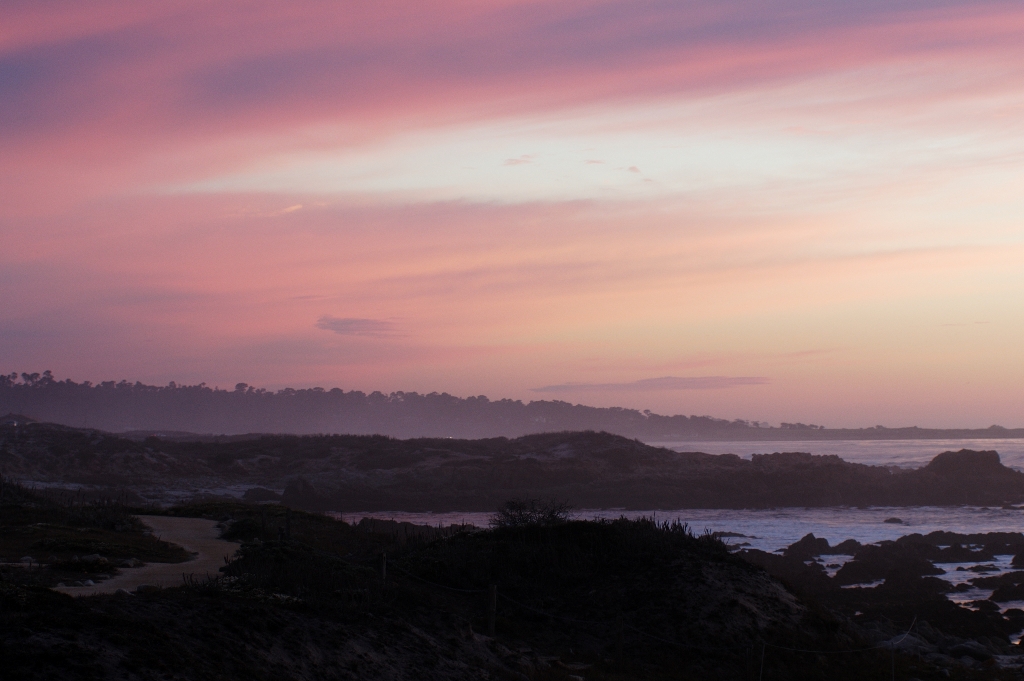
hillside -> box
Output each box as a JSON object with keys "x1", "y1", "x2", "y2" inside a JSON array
[{"x1": 3, "y1": 422, "x2": 1024, "y2": 510}]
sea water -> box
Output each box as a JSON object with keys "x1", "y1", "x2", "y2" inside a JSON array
[
  {"x1": 345, "y1": 505, "x2": 1024, "y2": 554},
  {"x1": 346, "y1": 438, "x2": 1024, "y2": 548}
]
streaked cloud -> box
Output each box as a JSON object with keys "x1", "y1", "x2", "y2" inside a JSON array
[
  {"x1": 532, "y1": 376, "x2": 770, "y2": 392},
  {"x1": 2, "y1": 1, "x2": 1024, "y2": 427},
  {"x1": 315, "y1": 316, "x2": 396, "y2": 337}
]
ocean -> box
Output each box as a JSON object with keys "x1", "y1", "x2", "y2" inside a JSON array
[
  {"x1": 345, "y1": 504, "x2": 1024, "y2": 554},
  {"x1": 346, "y1": 438, "x2": 1024, "y2": 545}
]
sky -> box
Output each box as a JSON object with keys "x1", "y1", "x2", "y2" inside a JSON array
[{"x1": 2, "y1": 0, "x2": 1024, "y2": 428}]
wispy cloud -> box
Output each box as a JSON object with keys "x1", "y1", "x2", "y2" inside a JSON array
[
  {"x1": 531, "y1": 376, "x2": 770, "y2": 392},
  {"x1": 315, "y1": 316, "x2": 396, "y2": 337}
]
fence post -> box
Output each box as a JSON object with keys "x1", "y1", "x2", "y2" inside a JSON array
[
  {"x1": 616, "y1": 616, "x2": 624, "y2": 661},
  {"x1": 285, "y1": 508, "x2": 292, "y2": 540},
  {"x1": 381, "y1": 552, "x2": 387, "y2": 587},
  {"x1": 487, "y1": 584, "x2": 497, "y2": 637}
]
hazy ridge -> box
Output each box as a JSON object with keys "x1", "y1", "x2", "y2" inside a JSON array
[{"x1": 3, "y1": 371, "x2": 1022, "y2": 440}]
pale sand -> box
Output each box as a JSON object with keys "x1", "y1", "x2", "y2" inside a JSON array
[{"x1": 53, "y1": 515, "x2": 240, "y2": 596}]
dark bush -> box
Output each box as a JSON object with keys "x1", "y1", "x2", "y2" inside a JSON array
[{"x1": 489, "y1": 498, "x2": 574, "y2": 528}]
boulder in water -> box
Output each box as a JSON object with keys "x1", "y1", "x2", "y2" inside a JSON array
[
  {"x1": 829, "y1": 539, "x2": 862, "y2": 554},
  {"x1": 783, "y1": 533, "x2": 831, "y2": 560},
  {"x1": 923, "y1": 449, "x2": 1004, "y2": 477}
]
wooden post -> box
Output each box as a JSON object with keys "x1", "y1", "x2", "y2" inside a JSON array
[
  {"x1": 487, "y1": 585, "x2": 497, "y2": 637},
  {"x1": 381, "y1": 552, "x2": 387, "y2": 586},
  {"x1": 285, "y1": 508, "x2": 292, "y2": 540},
  {"x1": 616, "y1": 616, "x2": 624, "y2": 661}
]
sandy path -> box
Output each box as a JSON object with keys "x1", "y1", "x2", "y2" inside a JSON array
[{"x1": 54, "y1": 516, "x2": 239, "y2": 596}]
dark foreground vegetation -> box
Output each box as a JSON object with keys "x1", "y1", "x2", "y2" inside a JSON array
[
  {"x1": 4, "y1": 371, "x2": 1023, "y2": 439},
  {"x1": 0, "y1": 478, "x2": 188, "y2": 589},
  {"x1": 3, "y1": 420, "x2": 1024, "y2": 509},
  {"x1": 2, "y1": 484, "x2": 1022, "y2": 679}
]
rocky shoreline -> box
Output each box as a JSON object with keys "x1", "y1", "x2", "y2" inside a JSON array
[
  {"x1": 741, "y1": 529, "x2": 1024, "y2": 671},
  {"x1": 4, "y1": 423, "x2": 1024, "y2": 510}
]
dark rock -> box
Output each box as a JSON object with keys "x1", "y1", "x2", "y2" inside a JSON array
[
  {"x1": 738, "y1": 549, "x2": 836, "y2": 596},
  {"x1": 783, "y1": 533, "x2": 831, "y2": 560},
  {"x1": 879, "y1": 571, "x2": 951, "y2": 596},
  {"x1": 955, "y1": 564, "x2": 999, "y2": 573},
  {"x1": 969, "y1": 600, "x2": 999, "y2": 612},
  {"x1": 970, "y1": 571, "x2": 1024, "y2": 589},
  {"x1": 948, "y1": 641, "x2": 992, "y2": 661},
  {"x1": 912, "y1": 531, "x2": 1023, "y2": 547},
  {"x1": 924, "y1": 450, "x2": 1004, "y2": 477},
  {"x1": 884, "y1": 517, "x2": 903, "y2": 524},
  {"x1": 829, "y1": 539, "x2": 862, "y2": 555},
  {"x1": 933, "y1": 544, "x2": 994, "y2": 563},
  {"x1": 281, "y1": 477, "x2": 328, "y2": 512},
  {"x1": 989, "y1": 583, "x2": 1024, "y2": 602},
  {"x1": 1004, "y1": 609, "x2": 1024, "y2": 628},
  {"x1": 913, "y1": 620, "x2": 944, "y2": 645},
  {"x1": 243, "y1": 487, "x2": 282, "y2": 502},
  {"x1": 835, "y1": 544, "x2": 944, "y2": 586}
]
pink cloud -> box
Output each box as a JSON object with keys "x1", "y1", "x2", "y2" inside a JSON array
[
  {"x1": 3, "y1": 1, "x2": 1023, "y2": 216},
  {"x1": 3, "y1": 2, "x2": 1024, "y2": 426}
]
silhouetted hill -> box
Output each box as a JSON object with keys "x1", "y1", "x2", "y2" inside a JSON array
[
  {"x1": 3, "y1": 371, "x2": 1023, "y2": 440},
  {"x1": 4, "y1": 421, "x2": 1024, "y2": 510}
]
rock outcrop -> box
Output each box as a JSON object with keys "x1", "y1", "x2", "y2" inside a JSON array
[{"x1": 4, "y1": 423, "x2": 1024, "y2": 510}]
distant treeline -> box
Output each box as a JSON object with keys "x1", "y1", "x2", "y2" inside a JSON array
[
  {"x1": 2, "y1": 371, "x2": 1021, "y2": 440},
  {"x1": 0, "y1": 371, "x2": 773, "y2": 438}
]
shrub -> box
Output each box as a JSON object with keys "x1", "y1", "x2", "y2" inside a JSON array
[{"x1": 489, "y1": 498, "x2": 574, "y2": 528}]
